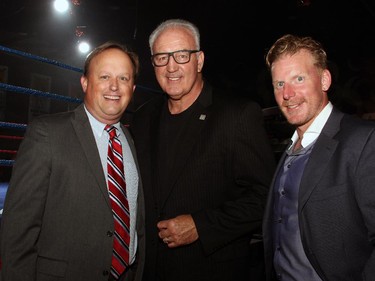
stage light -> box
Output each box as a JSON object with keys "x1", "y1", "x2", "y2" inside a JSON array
[
  {"x1": 78, "y1": 41, "x2": 90, "y2": 54},
  {"x1": 54, "y1": 0, "x2": 70, "y2": 13}
]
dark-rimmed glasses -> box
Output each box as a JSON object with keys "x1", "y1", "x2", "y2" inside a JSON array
[{"x1": 151, "y1": 50, "x2": 200, "y2": 67}]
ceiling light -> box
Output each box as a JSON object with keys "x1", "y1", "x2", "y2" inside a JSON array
[{"x1": 54, "y1": 0, "x2": 70, "y2": 13}]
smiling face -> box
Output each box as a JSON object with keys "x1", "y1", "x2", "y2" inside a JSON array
[
  {"x1": 271, "y1": 49, "x2": 331, "y2": 134},
  {"x1": 152, "y1": 27, "x2": 204, "y2": 103},
  {"x1": 80, "y1": 48, "x2": 136, "y2": 124}
]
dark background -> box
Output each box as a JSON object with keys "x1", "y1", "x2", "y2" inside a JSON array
[
  {"x1": 1, "y1": 0, "x2": 375, "y2": 173},
  {"x1": 1, "y1": 0, "x2": 375, "y2": 223},
  {"x1": 1, "y1": 0, "x2": 375, "y2": 109}
]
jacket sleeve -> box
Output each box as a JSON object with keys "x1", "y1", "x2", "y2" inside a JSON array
[
  {"x1": 356, "y1": 128, "x2": 375, "y2": 279},
  {"x1": 0, "y1": 118, "x2": 51, "y2": 281}
]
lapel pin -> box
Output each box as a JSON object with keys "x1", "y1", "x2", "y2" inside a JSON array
[{"x1": 199, "y1": 114, "x2": 206, "y2": 120}]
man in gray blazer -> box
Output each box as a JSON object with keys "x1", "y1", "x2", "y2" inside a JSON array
[
  {"x1": 0, "y1": 42, "x2": 145, "y2": 281},
  {"x1": 262, "y1": 34, "x2": 375, "y2": 281}
]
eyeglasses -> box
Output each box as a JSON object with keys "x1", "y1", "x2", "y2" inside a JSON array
[{"x1": 151, "y1": 50, "x2": 200, "y2": 67}]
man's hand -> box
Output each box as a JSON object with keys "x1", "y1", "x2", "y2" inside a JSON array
[{"x1": 157, "y1": 214, "x2": 199, "y2": 248}]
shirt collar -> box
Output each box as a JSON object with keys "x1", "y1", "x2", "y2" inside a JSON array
[
  {"x1": 84, "y1": 105, "x2": 121, "y2": 137},
  {"x1": 290, "y1": 102, "x2": 333, "y2": 149}
]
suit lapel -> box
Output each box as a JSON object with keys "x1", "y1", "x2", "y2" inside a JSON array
[
  {"x1": 71, "y1": 104, "x2": 111, "y2": 208},
  {"x1": 298, "y1": 109, "x2": 344, "y2": 210}
]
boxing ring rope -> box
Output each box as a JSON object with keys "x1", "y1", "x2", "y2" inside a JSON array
[
  {"x1": 0, "y1": 121, "x2": 27, "y2": 130},
  {"x1": 0, "y1": 44, "x2": 157, "y2": 93},
  {"x1": 0, "y1": 44, "x2": 161, "y2": 168},
  {"x1": 0, "y1": 82, "x2": 83, "y2": 104},
  {"x1": 0, "y1": 121, "x2": 27, "y2": 167},
  {"x1": 0, "y1": 45, "x2": 83, "y2": 73},
  {"x1": 0, "y1": 45, "x2": 83, "y2": 167}
]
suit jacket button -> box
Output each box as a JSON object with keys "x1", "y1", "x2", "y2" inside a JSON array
[
  {"x1": 103, "y1": 270, "x2": 109, "y2": 276},
  {"x1": 107, "y1": 231, "x2": 113, "y2": 237}
]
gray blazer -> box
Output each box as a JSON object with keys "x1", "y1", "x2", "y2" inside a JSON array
[
  {"x1": 0, "y1": 104, "x2": 145, "y2": 281},
  {"x1": 263, "y1": 107, "x2": 375, "y2": 281}
]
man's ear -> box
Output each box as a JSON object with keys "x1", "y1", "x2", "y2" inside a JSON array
[
  {"x1": 321, "y1": 69, "x2": 332, "y2": 91},
  {"x1": 80, "y1": 76, "x2": 88, "y2": 92},
  {"x1": 197, "y1": 51, "x2": 204, "y2": 73}
]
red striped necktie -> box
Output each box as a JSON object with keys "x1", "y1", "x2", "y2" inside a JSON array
[{"x1": 105, "y1": 125, "x2": 130, "y2": 279}]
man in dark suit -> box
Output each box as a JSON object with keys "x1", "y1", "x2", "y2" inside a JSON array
[
  {"x1": 130, "y1": 19, "x2": 276, "y2": 281},
  {"x1": 262, "y1": 34, "x2": 375, "y2": 281},
  {"x1": 0, "y1": 42, "x2": 145, "y2": 281}
]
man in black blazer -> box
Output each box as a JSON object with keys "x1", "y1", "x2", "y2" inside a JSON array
[
  {"x1": 262, "y1": 34, "x2": 375, "y2": 281},
  {"x1": 130, "y1": 19, "x2": 276, "y2": 281},
  {"x1": 0, "y1": 42, "x2": 145, "y2": 281}
]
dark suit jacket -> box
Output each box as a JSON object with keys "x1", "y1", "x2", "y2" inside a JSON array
[
  {"x1": 263, "y1": 107, "x2": 375, "y2": 281},
  {"x1": 0, "y1": 104, "x2": 145, "y2": 281},
  {"x1": 130, "y1": 82, "x2": 276, "y2": 281}
]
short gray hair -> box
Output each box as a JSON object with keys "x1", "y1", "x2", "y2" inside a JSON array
[{"x1": 148, "y1": 19, "x2": 200, "y2": 55}]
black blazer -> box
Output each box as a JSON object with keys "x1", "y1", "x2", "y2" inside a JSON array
[
  {"x1": 130, "y1": 81, "x2": 276, "y2": 281},
  {"x1": 263, "y1": 107, "x2": 375, "y2": 281},
  {"x1": 0, "y1": 104, "x2": 145, "y2": 281}
]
